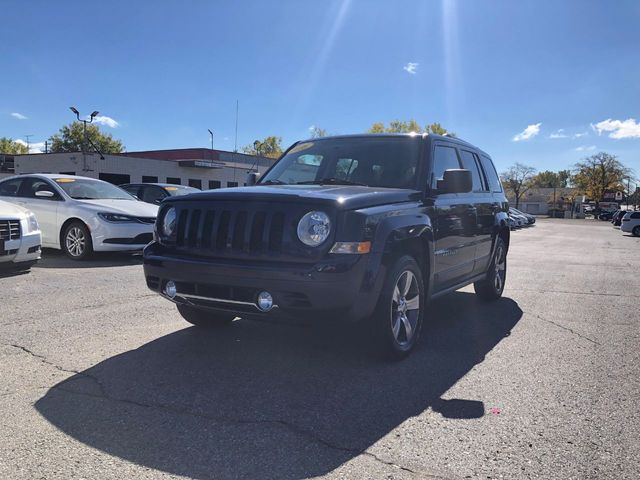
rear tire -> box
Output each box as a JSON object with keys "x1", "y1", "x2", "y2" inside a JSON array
[
  {"x1": 474, "y1": 237, "x2": 507, "y2": 301},
  {"x1": 632, "y1": 226, "x2": 640, "y2": 237},
  {"x1": 176, "y1": 304, "x2": 235, "y2": 328},
  {"x1": 370, "y1": 255, "x2": 424, "y2": 360},
  {"x1": 62, "y1": 221, "x2": 93, "y2": 260}
]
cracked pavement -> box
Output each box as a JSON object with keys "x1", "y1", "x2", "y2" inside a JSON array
[{"x1": 0, "y1": 218, "x2": 638, "y2": 479}]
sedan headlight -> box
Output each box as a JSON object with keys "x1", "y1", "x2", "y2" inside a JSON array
[
  {"x1": 98, "y1": 212, "x2": 136, "y2": 223},
  {"x1": 24, "y1": 212, "x2": 40, "y2": 233},
  {"x1": 297, "y1": 211, "x2": 331, "y2": 247},
  {"x1": 161, "y1": 207, "x2": 177, "y2": 237}
]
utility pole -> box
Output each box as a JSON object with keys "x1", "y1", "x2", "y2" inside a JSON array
[
  {"x1": 234, "y1": 100, "x2": 239, "y2": 153},
  {"x1": 24, "y1": 134, "x2": 34, "y2": 153}
]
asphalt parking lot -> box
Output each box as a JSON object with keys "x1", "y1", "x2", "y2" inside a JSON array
[{"x1": 1, "y1": 218, "x2": 638, "y2": 480}]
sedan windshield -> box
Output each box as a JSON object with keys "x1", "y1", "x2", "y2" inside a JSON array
[
  {"x1": 163, "y1": 185, "x2": 200, "y2": 196},
  {"x1": 54, "y1": 178, "x2": 135, "y2": 200},
  {"x1": 260, "y1": 136, "x2": 421, "y2": 189}
]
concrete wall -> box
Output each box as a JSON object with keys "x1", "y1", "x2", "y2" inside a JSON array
[{"x1": 13, "y1": 152, "x2": 275, "y2": 188}]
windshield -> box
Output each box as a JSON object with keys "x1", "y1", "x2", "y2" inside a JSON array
[
  {"x1": 55, "y1": 178, "x2": 135, "y2": 200},
  {"x1": 163, "y1": 185, "x2": 200, "y2": 196},
  {"x1": 260, "y1": 137, "x2": 421, "y2": 189}
]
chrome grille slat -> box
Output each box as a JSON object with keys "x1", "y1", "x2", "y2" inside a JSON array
[{"x1": 0, "y1": 220, "x2": 21, "y2": 240}]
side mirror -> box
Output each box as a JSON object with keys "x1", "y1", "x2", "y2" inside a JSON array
[
  {"x1": 246, "y1": 171, "x2": 260, "y2": 186},
  {"x1": 437, "y1": 169, "x2": 472, "y2": 194},
  {"x1": 35, "y1": 190, "x2": 55, "y2": 198}
]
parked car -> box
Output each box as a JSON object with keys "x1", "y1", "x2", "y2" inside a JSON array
[
  {"x1": 143, "y1": 133, "x2": 511, "y2": 359},
  {"x1": 598, "y1": 210, "x2": 616, "y2": 221},
  {"x1": 0, "y1": 200, "x2": 41, "y2": 271},
  {"x1": 620, "y1": 211, "x2": 640, "y2": 236},
  {"x1": 611, "y1": 210, "x2": 627, "y2": 227},
  {"x1": 120, "y1": 183, "x2": 200, "y2": 205},
  {"x1": 511, "y1": 207, "x2": 535, "y2": 224},
  {"x1": 0, "y1": 174, "x2": 158, "y2": 260},
  {"x1": 508, "y1": 208, "x2": 528, "y2": 228}
]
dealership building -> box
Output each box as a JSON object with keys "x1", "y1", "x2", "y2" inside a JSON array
[{"x1": 0, "y1": 148, "x2": 275, "y2": 188}]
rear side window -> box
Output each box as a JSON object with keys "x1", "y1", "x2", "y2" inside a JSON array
[
  {"x1": 431, "y1": 145, "x2": 461, "y2": 189},
  {"x1": 460, "y1": 150, "x2": 487, "y2": 192},
  {"x1": 479, "y1": 155, "x2": 503, "y2": 193},
  {"x1": 631, "y1": 212, "x2": 640, "y2": 219},
  {"x1": 121, "y1": 185, "x2": 141, "y2": 198},
  {"x1": 0, "y1": 178, "x2": 23, "y2": 197}
]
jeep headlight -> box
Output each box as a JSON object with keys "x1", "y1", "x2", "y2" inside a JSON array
[
  {"x1": 161, "y1": 207, "x2": 177, "y2": 237},
  {"x1": 297, "y1": 211, "x2": 331, "y2": 247}
]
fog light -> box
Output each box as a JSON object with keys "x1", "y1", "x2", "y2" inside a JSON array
[
  {"x1": 164, "y1": 280, "x2": 177, "y2": 299},
  {"x1": 257, "y1": 291, "x2": 273, "y2": 312}
]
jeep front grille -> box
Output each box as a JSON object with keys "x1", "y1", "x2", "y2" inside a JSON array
[{"x1": 0, "y1": 220, "x2": 21, "y2": 240}]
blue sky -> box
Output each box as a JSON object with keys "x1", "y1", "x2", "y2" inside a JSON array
[{"x1": 1, "y1": 0, "x2": 639, "y2": 176}]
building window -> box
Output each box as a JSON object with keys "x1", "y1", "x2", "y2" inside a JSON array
[
  {"x1": 208, "y1": 180, "x2": 221, "y2": 189},
  {"x1": 59, "y1": 171, "x2": 75, "y2": 175},
  {"x1": 99, "y1": 173, "x2": 131, "y2": 185},
  {"x1": 227, "y1": 181, "x2": 238, "y2": 188},
  {"x1": 166, "y1": 177, "x2": 181, "y2": 185},
  {"x1": 188, "y1": 179, "x2": 202, "y2": 189},
  {"x1": 142, "y1": 176, "x2": 158, "y2": 183}
]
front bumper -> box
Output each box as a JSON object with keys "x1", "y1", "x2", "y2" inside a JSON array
[
  {"x1": 143, "y1": 242, "x2": 385, "y2": 322},
  {"x1": 90, "y1": 220, "x2": 154, "y2": 252},
  {"x1": 0, "y1": 230, "x2": 41, "y2": 266}
]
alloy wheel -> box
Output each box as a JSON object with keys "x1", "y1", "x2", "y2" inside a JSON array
[
  {"x1": 390, "y1": 270, "x2": 420, "y2": 346},
  {"x1": 66, "y1": 227, "x2": 86, "y2": 257},
  {"x1": 494, "y1": 244, "x2": 506, "y2": 292}
]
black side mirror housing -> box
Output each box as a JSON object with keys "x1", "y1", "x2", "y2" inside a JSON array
[
  {"x1": 246, "y1": 172, "x2": 260, "y2": 186},
  {"x1": 438, "y1": 169, "x2": 473, "y2": 194}
]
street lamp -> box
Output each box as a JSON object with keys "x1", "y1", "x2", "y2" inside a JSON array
[
  {"x1": 208, "y1": 129, "x2": 214, "y2": 150},
  {"x1": 69, "y1": 106, "x2": 104, "y2": 160}
]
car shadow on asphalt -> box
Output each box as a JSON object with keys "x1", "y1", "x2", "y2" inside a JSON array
[
  {"x1": 35, "y1": 292, "x2": 522, "y2": 480},
  {"x1": 33, "y1": 249, "x2": 143, "y2": 269}
]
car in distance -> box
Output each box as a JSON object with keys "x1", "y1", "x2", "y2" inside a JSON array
[
  {"x1": 120, "y1": 183, "x2": 200, "y2": 205},
  {"x1": 143, "y1": 134, "x2": 510, "y2": 359},
  {"x1": 510, "y1": 207, "x2": 535, "y2": 225},
  {"x1": 0, "y1": 174, "x2": 158, "y2": 260},
  {"x1": 598, "y1": 210, "x2": 616, "y2": 221},
  {"x1": 620, "y1": 211, "x2": 640, "y2": 236},
  {"x1": 0, "y1": 200, "x2": 41, "y2": 271},
  {"x1": 508, "y1": 208, "x2": 528, "y2": 227}
]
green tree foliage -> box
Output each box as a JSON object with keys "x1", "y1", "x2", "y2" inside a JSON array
[
  {"x1": 530, "y1": 170, "x2": 572, "y2": 188},
  {"x1": 49, "y1": 122, "x2": 124, "y2": 154},
  {"x1": 366, "y1": 119, "x2": 454, "y2": 136},
  {"x1": 243, "y1": 136, "x2": 283, "y2": 159},
  {"x1": 500, "y1": 163, "x2": 537, "y2": 209},
  {"x1": 0, "y1": 137, "x2": 29, "y2": 154},
  {"x1": 573, "y1": 152, "x2": 632, "y2": 203},
  {"x1": 309, "y1": 126, "x2": 327, "y2": 138}
]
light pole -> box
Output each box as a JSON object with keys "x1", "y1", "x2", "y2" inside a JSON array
[
  {"x1": 69, "y1": 107, "x2": 104, "y2": 165},
  {"x1": 208, "y1": 129, "x2": 214, "y2": 150}
]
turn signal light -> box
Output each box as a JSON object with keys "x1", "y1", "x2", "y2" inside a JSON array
[{"x1": 329, "y1": 241, "x2": 371, "y2": 254}]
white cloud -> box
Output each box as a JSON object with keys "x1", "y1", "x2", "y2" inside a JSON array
[
  {"x1": 575, "y1": 145, "x2": 596, "y2": 152},
  {"x1": 573, "y1": 132, "x2": 588, "y2": 139},
  {"x1": 403, "y1": 62, "x2": 419, "y2": 75},
  {"x1": 591, "y1": 118, "x2": 640, "y2": 139},
  {"x1": 15, "y1": 139, "x2": 45, "y2": 153},
  {"x1": 549, "y1": 129, "x2": 567, "y2": 139},
  {"x1": 10, "y1": 112, "x2": 28, "y2": 120},
  {"x1": 512, "y1": 123, "x2": 541, "y2": 142},
  {"x1": 92, "y1": 115, "x2": 119, "y2": 128}
]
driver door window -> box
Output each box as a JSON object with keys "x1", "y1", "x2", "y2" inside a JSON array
[
  {"x1": 431, "y1": 145, "x2": 461, "y2": 190},
  {"x1": 19, "y1": 178, "x2": 60, "y2": 199}
]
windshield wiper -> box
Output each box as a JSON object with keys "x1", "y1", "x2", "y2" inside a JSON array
[
  {"x1": 261, "y1": 179, "x2": 286, "y2": 185},
  {"x1": 296, "y1": 178, "x2": 366, "y2": 186}
]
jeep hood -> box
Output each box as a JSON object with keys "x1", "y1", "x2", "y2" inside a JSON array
[{"x1": 170, "y1": 185, "x2": 422, "y2": 210}]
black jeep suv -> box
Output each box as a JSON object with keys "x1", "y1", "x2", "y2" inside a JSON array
[{"x1": 143, "y1": 134, "x2": 510, "y2": 359}]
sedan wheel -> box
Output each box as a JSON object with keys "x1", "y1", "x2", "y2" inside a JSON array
[{"x1": 62, "y1": 222, "x2": 93, "y2": 260}]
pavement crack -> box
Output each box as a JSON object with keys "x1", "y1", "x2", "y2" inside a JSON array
[{"x1": 529, "y1": 313, "x2": 600, "y2": 345}]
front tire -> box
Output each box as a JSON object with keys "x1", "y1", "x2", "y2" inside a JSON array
[
  {"x1": 474, "y1": 237, "x2": 507, "y2": 301},
  {"x1": 371, "y1": 255, "x2": 424, "y2": 360},
  {"x1": 62, "y1": 221, "x2": 93, "y2": 260},
  {"x1": 176, "y1": 304, "x2": 235, "y2": 328}
]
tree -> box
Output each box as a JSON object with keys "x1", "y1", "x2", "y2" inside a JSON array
[
  {"x1": 309, "y1": 126, "x2": 327, "y2": 138},
  {"x1": 49, "y1": 122, "x2": 124, "y2": 154},
  {"x1": 501, "y1": 163, "x2": 537, "y2": 209},
  {"x1": 243, "y1": 136, "x2": 283, "y2": 159},
  {"x1": 367, "y1": 119, "x2": 454, "y2": 136},
  {"x1": 530, "y1": 169, "x2": 572, "y2": 188},
  {"x1": 0, "y1": 137, "x2": 29, "y2": 154},
  {"x1": 572, "y1": 152, "x2": 631, "y2": 203}
]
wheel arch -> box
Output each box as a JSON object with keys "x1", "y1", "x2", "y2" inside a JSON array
[{"x1": 58, "y1": 217, "x2": 91, "y2": 250}]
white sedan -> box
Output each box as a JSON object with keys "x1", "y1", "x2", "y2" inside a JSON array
[
  {"x1": 620, "y1": 211, "x2": 640, "y2": 237},
  {"x1": 0, "y1": 199, "x2": 42, "y2": 270},
  {"x1": 0, "y1": 174, "x2": 158, "y2": 260}
]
